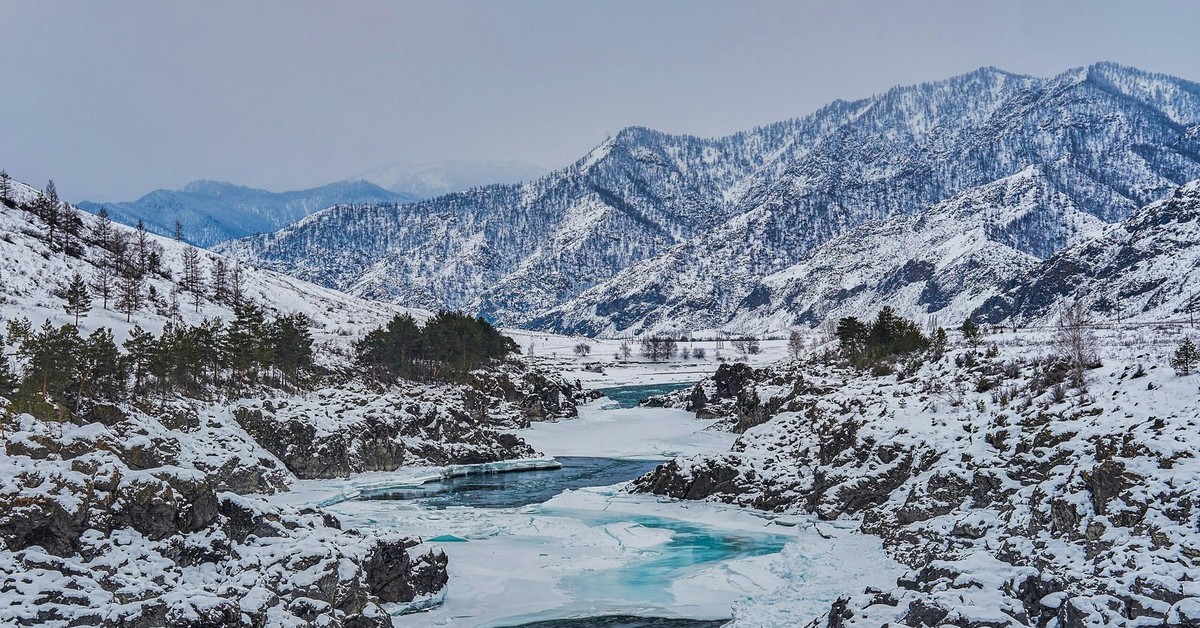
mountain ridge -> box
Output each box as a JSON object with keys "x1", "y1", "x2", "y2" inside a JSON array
[
  {"x1": 222, "y1": 62, "x2": 1200, "y2": 336},
  {"x1": 78, "y1": 179, "x2": 418, "y2": 247}
]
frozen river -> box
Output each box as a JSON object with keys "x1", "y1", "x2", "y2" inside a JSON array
[{"x1": 284, "y1": 386, "x2": 901, "y2": 627}]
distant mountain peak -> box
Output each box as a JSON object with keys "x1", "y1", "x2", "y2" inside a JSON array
[
  {"x1": 351, "y1": 159, "x2": 548, "y2": 198},
  {"x1": 79, "y1": 180, "x2": 417, "y2": 247}
]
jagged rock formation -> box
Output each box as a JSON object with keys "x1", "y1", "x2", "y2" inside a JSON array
[
  {"x1": 633, "y1": 337, "x2": 1200, "y2": 626},
  {"x1": 224, "y1": 63, "x2": 1200, "y2": 336},
  {"x1": 0, "y1": 408, "x2": 448, "y2": 627},
  {"x1": 232, "y1": 366, "x2": 589, "y2": 479}
]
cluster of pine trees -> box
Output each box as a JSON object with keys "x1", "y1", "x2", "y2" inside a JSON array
[
  {"x1": 355, "y1": 311, "x2": 519, "y2": 383},
  {"x1": 0, "y1": 304, "x2": 315, "y2": 418},
  {"x1": 836, "y1": 306, "x2": 933, "y2": 366}
]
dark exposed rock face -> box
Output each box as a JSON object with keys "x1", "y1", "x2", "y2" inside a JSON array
[
  {"x1": 471, "y1": 364, "x2": 597, "y2": 426},
  {"x1": 647, "y1": 362, "x2": 791, "y2": 433},
  {"x1": 233, "y1": 383, "x2": 542, "y2": 480}
]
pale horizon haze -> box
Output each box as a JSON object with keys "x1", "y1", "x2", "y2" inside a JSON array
[{"x1": 3, "y1": 0, "x2": 1200, "y2": 201}]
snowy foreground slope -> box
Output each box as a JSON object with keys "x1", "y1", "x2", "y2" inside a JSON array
[
  {"x1": 225, "y1": 62, "x2": 1200, "y2": 336},
  {"x1": 0, "y1": 177, "x2": 593, "y2": 626},
  {"x1": 634, "y1": 329, "x2": 1200, "y2": 627}
]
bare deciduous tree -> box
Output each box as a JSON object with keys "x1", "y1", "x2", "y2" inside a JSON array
[
  {"x1": 787, "y1": 330, "x2": 805, "y2": 359},
  {"x1": 1054, "y1": 301, "x2": 1099, "y2": 390}
]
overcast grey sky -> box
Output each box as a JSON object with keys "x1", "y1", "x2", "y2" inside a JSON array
[{"x1": 3, "y1": 0, "x2": 1200, "y2": 201}]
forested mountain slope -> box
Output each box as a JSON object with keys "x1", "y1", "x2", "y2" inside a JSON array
[{"x1": 224, "y1": 63, "x2": 1200, "y2": 335}]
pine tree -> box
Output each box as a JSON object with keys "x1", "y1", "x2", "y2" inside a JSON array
[
  {"x1": 167, "y1": 285, "x2": 183, "y2": 324},
  {"x1": 123, "y1": 325, "x2": 155, "y2": 395},
  {"x1": 40, "y1": 181, "x2": 62, "y2": 250},
  {"x1": 91, "y1": 207, "x2": 113, "y2": 250},
  {"x1": 211, "y1": 258, "x2": 229, "y2": 303},
  {"x1": 61, "y1": 202, "x2": 83, "y2": 255},
  {"x1": 224, "y1": 301, "x2": 268, "y2": 389},
  {"x1": 229, "y1": 261, "x2": 245, "y2": 308},
  {"x1": 0, "y1": 170, "x2": 12, "y2": 205},
  {"x1": 0, "y1": 329, "x2": 16, "y2": 395},
  {"x1": 62, "y1": 272, "x2": 92, "y2": 325},
  {"x1": 269, "y1": 313, "x2": 314, "y2": 388},
  {"x1": 135, "y1": 219, "x2": 150, "y2": 277},
  {"x1": 961, "y1": 317, "x2": 981, "y2": 348},
  {"x1": 74, "y1": 327, "x2": 126, "y2": 408},
  {"x1": 1171, "y1": 337, "x2": 1199, "y2": 376},
  {"x1": 91, "y1": 266, "x2": 115, "y2": 310},
  {"x1": 174, "y1": 221, "x2": 184, "y2": 241},
  {"x1": 17, "y1": 321, "x2": 80, "y2": 401}
]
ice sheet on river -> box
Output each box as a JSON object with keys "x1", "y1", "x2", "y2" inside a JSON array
[{"x1": 324, "y1": 484, "x2": 900, "y2": 627}]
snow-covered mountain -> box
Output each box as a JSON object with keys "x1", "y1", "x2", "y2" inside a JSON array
[
  {"x1": 351, "y1": 159, "x2": 548, "y2": 198},
  {"x1": 975, "y1": 179, "x2": 1200, "y2": 325},
  {"x1": 224, "y1": 63, "x2": 1200, "y2": 336},
  {"x1": 77, "y1": 179, "x2": 418, "y2": 247},
  {"x1": 543, "y1": 165, "x2": 1107, "y2": 335}
]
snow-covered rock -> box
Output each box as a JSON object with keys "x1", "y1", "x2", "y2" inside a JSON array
[
  {"x1": 633, "y1": 329, "x2": 1200, "y2": 626},
  {"x1": 0, "y1": 407, "x2": 448, "y2": 627}
]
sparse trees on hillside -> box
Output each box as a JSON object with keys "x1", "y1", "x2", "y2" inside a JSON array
[{"x1": 1171, "y1": 337, "x2": 1199, "y2": 376}]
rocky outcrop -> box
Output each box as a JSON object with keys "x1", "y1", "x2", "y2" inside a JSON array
[
  {"x1": 0, "y1": 409, "x2": 449, "y2": 627},
  {"x1": 470, "y1": 362, "x2": 598, "y2": 426},
  {"x1": 646, "y1": 362, "x2": 768, "y2": 431},
  {"x1": 635, "y1": 341, "x2": 1200, "y2": 627},
  {"x1": 233, "y1": 382, "x2": 538, "y2": 479}
]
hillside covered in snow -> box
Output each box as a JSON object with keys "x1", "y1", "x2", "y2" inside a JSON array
[
  {"x1": 0, "y1": 175, "x2": 593, "y2": 626},
  {"x1": 222, "y1": 62, "x2": 1200, "y2": 337},
  {"x1": 633, "y1": 324, "x2": 1200, "y2": 627}
]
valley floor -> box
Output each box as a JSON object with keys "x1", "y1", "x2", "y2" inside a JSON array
[{"x1": 271, "y1": 397, "x2": 901, "y2": 627}]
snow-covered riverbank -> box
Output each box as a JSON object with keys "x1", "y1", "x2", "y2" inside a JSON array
[{"x1": 268, "y1": 394, "x2": 901, "y2": 627}]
